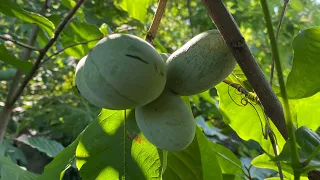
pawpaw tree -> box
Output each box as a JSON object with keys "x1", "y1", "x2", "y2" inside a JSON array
[{"x1": 0, "y1": 0, "x2": 320, "y2": 180}]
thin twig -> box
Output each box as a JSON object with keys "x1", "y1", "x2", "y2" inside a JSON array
[
  {"x1": 146, "y1": 0, "x2": 168, "y2": 44},
  {"x1": 8, "y1": 0, "x2": 86, "y2": 107},
  {"x1": 41, "y1": 38, "x2": 101, "y2": 66},
  {"x1": 0, "y1": 35, "x2": 42, "y2": 51},
  {"x1": 270, "y1": 0, "x2": 289, "y2": 85}
]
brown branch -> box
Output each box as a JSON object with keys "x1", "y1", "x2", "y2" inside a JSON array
[
  {"x1": 0, "y1": 0, "x2": 51, "y2": 143},
  {"x1": 41, "y1": 38, "x2": 102, "y2": 66},
  {"x1": 0, "y1": 35, "x2": 41, "y2": 51},
  {"x1": 145, "y1": 0, "x2": 168, "y2": 44},
  {"x1": 7, "y1": 0, "x2": 86, "y2": 107},
  {"x1": 201, "y1": 0, "x2": 288, "y2": 139},
  {"x1": 269, "y1": 0, "x2": 289, "y2": 85}
]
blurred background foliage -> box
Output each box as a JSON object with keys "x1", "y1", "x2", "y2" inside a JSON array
[{"x1": 0, "y1": 0, "x2": 320, "y2": 179}]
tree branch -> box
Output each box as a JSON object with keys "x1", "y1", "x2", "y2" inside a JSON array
[
  {"x1": 0, "y1": 35, "x2": 41, "y2": 51},
  {"x1": 146, "y1": 0, "x2": 168, "y2": 44},
  {"x1": 7, "y1": 0, "x2": 86, "y2": 108},
  {"x1": 270, "y1": 0, "x2": 289, "y2": 85},
  {"x1": 41, "y1": 38, "x2": 101, "y2": 66},
  {"x1": 200, "y1": 0, "x2": 288, "y2": 139}
]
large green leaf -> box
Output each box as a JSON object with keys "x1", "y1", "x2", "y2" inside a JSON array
[
  {"x1": 286, "y1": 27, "x2": 320, "y2": 99},
  {"x1": 0, "y1": 156, "x2": 40, "y2": 180},
  {"x1": 39, "y1": 136, "x2": 81, "y2": 180},
  {"x1": 0, "y1": 44, "x2": 32, "y2": 72},
  {"x1": 216, "y1": 82, "x2": 285, "y2": 154},
  {"x1": 0, "y1": 0, "x2": 55, "y2": 37},
  {"x1": 76, "y1": 109, "x2": 163, "y2": 180},
  {"x1": 163, "y1": 128, "x2": 223, "y2": 180},
  {"x1": 16, "y1": 137, "x2": 64, "y2": 158},
  {"x1": 114, "y1": 0, "x2": 152, "y2": 23}
]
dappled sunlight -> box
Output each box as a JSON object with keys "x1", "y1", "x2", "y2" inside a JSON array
[{"x1": 97, "y1": 166, "x2": 119, "y2": 179}]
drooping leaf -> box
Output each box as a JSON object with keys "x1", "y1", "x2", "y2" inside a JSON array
[
  {"x1": 163, "y1": 128, "x2": 223, "y2": 180},
  {"x1": 76, "y1": 109, "x2": 162, "y2": 180},
  {"x1": 286, "y1": 27, "x2": 320, "y2": 99},
  {"x1": 0, "y1": 0, "x2": 55, "y2": 37},
  {"x1": 39, "y1": 135, "x2": 81, "y2": 180},
  {"x1": 16, "y1": 136, "x2": 64, "y2": 158},
  {"x1": 0, "y1": 156, "x2": 40, "y2": 180},
  {"x1": 216, "y1": 82, "x2": 285, "y2": 154},
  {"x1": 0, "y1": 44, "x2": 32, "y2": 72},
  {"x1": 114, "y1": 0, "x2": 152, "y2": 23}
]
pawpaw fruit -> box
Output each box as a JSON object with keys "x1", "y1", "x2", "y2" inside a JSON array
[
  {"x1": 166, "y1": 30, "x2": 236, "y2": 96},
  {"x1": 76, "y1": 34, "x2": 166, "y2": 109},
  {"x1": 135, "y1": 89, "x2": 196, "y2": 152}
]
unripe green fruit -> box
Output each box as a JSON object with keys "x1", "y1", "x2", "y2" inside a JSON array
[
  {"x1": 135, "y1": 90, "x2": 196, "y2": 152},
  {"x1": 76, "y1": 34, "x2": 166, "y2": 109},
  {"x1": 75, "y1": 56, "x2": 113, "y2": 107},
  {"x1": 166, "y1": 30, "x2": 236, "y2": 96}
]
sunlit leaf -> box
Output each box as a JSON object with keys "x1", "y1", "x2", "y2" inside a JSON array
[
  {"x1": 76, "y1": 109, "x2": 162, "y2": 180},
  {"x1": 114, "y1": 0, "x2": 152, "y2": 23},
  {"x1": 216, "y1": 82, "x2": 285, "y2": 154},
  {"x1": 0, "y1": 44, "x2": 32, "y2": 72},
  {"x1": 0, "y1": 0, "x2": 55, "y2": 37},
  {"x1": 286, "y1": 27, "x2": 320, "y2": 99}
]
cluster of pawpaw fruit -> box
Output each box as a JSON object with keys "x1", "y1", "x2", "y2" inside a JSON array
[{"x1": 75, "y1": 30, "x2": 236, "y2": 152}]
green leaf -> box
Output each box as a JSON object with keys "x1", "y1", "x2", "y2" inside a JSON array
[
  {"x1": 286, "y1": 27, "x2": 320, "y2": 99},
  {"x1": 39, "y1": 135, "x2": 81, "y2": 180},
  {"x1": 0, "y1": 68, "x2": 16, "y2": 81},
  {"x1": 0, "y1": 0, "x2": 55, "y2": 37},
  {"x1": 216, "y1": 82, "x2": 285, "y2": 154},
  {"x1": 0, "y1": 44, "x2": 32, "y2": 72},
  {"x1": 114, "y1": 0, "x2": 152, "y2": 22},
  {"x1": 16, "y1": 137, "x2": 64, "y2": 158},
  {"x1": 273, "y1": 126, "x2": 320, "y2": 173},
  {"x1": 76, "y1": 109, "x2": 162, "y2": 180},
  {"x1": 209, "y1": 142, "x2": 243, "y2": 175},
  {"x1": 99, "y1": 23, "x2": 110, "y2": 36},
  {"x1": 61, "y1": 20, "x2": 102, "y2": 58},
  {"x1": 0, "y1": 156, "x2": 40, "y2": 180},
  {"x1": 163, "y1": 128, "x2": 223, "y2": 180}
]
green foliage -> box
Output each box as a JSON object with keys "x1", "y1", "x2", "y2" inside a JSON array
[
  {"x1": 16, "y1": 137, "x2": 64, "y2": 158},
  {"x1": 0, "y1": 44, "x2": 32, "y2": 72},
  {"x1": 286, "y1": 26, "x2": 320, "y2": 99},
  {"x1": 0, "y1": 156, "x2": 40, "y2": 180},
  {"x1": 114, "y1": 0, "x2": 153, "y2": 23},
  {"x1": 76, "y1": 109, "x2": 163, "y2": 180},
  {"x1": 0, "y1": 0, "x2": 55, "y2": 37}
]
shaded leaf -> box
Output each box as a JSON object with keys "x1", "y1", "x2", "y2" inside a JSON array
[
  {"x1": 0, "y1": 0, "x2": 55, "y2": 37},
  {"x1": 286, "y1": 27, "x2": 320, "y2": 99},
  {"x1": 39, "y1": 135, "x2": 81, "y2": 180},
  {"x1": 114, "y1": 0, "x2": 152, "y2": 22},
  {"x1": 16, "y1": 136, "x2": 64, "y2": 158},
  {"x1": 0, "y1": 44, "x2": 32, "y2": 72},
  {"x1": 0, "y1": 156, "x2": 40, "y2": 180},
  {"x1": 76, "y1": 109, "x2": 162, "y2": 180}
]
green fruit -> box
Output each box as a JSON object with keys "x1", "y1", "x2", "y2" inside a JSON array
[
  {"x1": 76, "y1": 34, "x2": 166, "y2": 110},
  {"x1": 166, "y1": 30, "x2": 236, "y2": 96},
  {"x1": 135, "y1": 90, "x2": 196, "y2": 152},
  {"x1": 75, "y1": 56, "x2": 113, "y2": 107},
  {"x1": 160, "y1": 53, "x2": 170, "y2": 62}
]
